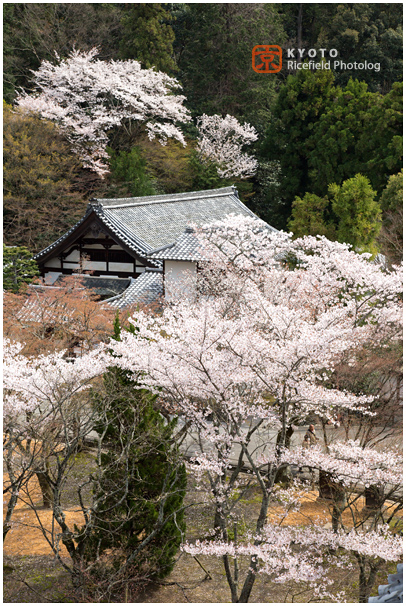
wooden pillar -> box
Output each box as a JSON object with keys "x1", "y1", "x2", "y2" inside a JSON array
[{"x1": 104, "y1": 240, "x2": 111, "y2": 273}]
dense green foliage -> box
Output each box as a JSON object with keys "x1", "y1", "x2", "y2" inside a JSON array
[
  {"x1": 309, "y1": 80, "x2": 403, "y2": 197},
  {"x1": 80, "y1": 320, "x2": 186, "y2": 596},
  {"x1": 119, "y1": 4, "x2": 176, "y2": 72},
  {"x1": 289, "y1": 175, "x2": 382, "y2": 255},
  {"x1": 173, "y1": 3, "x2": 285, "y2": 129},
  {"x1": 378, "y1": 170, "x2": 403, "y2": 265},
  {"x1": 278, "y1": 3, "x2": 403, "y2": 91},
  {"x1": 108, "y1": 147, "x2": 158, "y2": 198},
  {"x1": 261, "y1": 72, "x2": 402, "y2": 226},
  {"x1": 288, "y1": 193, "x2": 335, "y2": 240},
  {"x1": 3, "y1": 244, "x2": 39, "y2": 292},
  {"x1": 88, "y1": 368, "x2": 186, "y2": 580},
  {"x1": 261, "y1": 68, "x2": 336, "y2": 226},
  {"x1": 3, "y1": 3, "x2": 403, "y2": 255},
  {"x1": 330, "y1": 174, "x2": 382, "y2": 255},
  {"x1": 3, "y1": 102, "x2": 89, "y2": 252}
]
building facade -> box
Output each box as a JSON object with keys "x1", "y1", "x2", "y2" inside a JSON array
[{"x1": 35, "y1": 187, "x2": 276, "y2": 307}]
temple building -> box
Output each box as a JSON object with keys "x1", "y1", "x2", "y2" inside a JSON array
[{"x1": 34, "y1": 186, "x2": 277, "y2": 307}]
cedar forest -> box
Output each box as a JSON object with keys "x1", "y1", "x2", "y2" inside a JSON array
[{"x1": 3, "y1": 4, "x2": 403, "y2": 605}]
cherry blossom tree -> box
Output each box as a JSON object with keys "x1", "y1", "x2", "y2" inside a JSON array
[
  {"x1": 17, "y1": 48, "x2": 191, "y2": 177},
  {"x1": 3, "y1": 340, "x2": 107, "y2": 522},
  {"x1": 109, "y1": 216, "x2": 402, "y2": 602},
  {"x1": 3, "y1": 340, "x2": 104, "y2": 557},
  {"x1": 3, "y1": 338, "x2": 188, "y2": 601},
  {"x1": 196, "y1": 114, "x2": 258, "y2": 179}
]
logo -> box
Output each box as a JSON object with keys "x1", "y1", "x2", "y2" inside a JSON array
[
  {"x1": 252, "y1": 45, "x2": 282, "y2": 73},
  {"x1": 252, "y1": 46, "x2": 380, "y2": 73}
]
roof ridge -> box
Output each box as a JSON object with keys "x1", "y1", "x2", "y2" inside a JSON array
[{"x1": 93, "y1": 187, "x2": 238, "y2": 209}]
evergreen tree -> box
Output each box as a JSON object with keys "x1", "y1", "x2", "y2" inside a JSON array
[
  {"x1": 174, "y1": 3, "x2": 285, "y2": 129},
  {"x1": 361, "y1": 81, "x2": 403, "y2": 193},
  {"x1": 288, "y1": 193, "x2": 336, "y2": 240},
  {"x1": 318, "y1": 3, "x2": 403, "y2": 92},
  {"x1": 288, "y1": 175, "x2": 382, "y2": 255},
  {"x1": 330, "y1": 174, "x2": 381, "y2": 255},
  {"x1": 108, "y1": 147, "x2": 157, "y2": 197},
  {"x1": 3, "y1": 244, "x2": 39, "y2": 293},
  {"x1": 261, "y1": 68, "x2": 336, "y2": 226},
  {"x1": 308, "y1": 79, "x2": 375, "y2": 196},
  {"x1": 81, "y1": 318, "x2": 186, "y2": 598},
  {"x1": 262, "y1": 73, "x2": 402, "y2": 228},
  {"x1": 378, "y1": 170, "x2": 403, "y2": 265},
  {"x1": 379, "y1": 169, "x2": 403, "y2": 214},
  {"x1": 278, "y1": 4, "x2": 402, "y2": 91},
  {"x1": 309, "y1": 80, "x2": 403, "y2": 198},
  {"x1": 119, "y1": 4, "x2": 176, "y2": 72}
]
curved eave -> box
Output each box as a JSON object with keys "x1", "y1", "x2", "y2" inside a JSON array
[{"x1": 34, "y1": 206, "x2": 161, "y2": 269}]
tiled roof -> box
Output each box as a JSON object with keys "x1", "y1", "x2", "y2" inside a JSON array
[
  {"x1": 148, "y1": 228, "x2": 208, "y2": 262},
  {"x1": 34, "y1": 187, "x2": 269, "y2": 264},
  {"x1": 106, "y1": 270, "x2": 163, "y2": 309},
  {"x1": 93, "y1": 186, "x2": 268, "y2": 250},
  {"x1": 54, "y1": 275, "x2": 130, "y2": 297},
  {"x1": 91, "y1": 204, "x2": 155, "y2": 259},
  {"x1": 34, "y1": 187, "x2": 278, "y2": 309},
  {"x1": 369, "y1": 564, "x2": 403, "y2": 603}
]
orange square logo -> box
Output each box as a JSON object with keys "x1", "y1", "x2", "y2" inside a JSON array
[{"x1": 252, "y1": 45, "x2": 282, "y2": 73}]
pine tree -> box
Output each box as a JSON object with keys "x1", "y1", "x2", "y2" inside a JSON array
[{"x1": 3, "y1": 244, "x2": 39, "y2": 292}]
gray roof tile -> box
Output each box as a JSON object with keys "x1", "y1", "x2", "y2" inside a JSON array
[
  {"x1": 34, "y1": 207, "x2": 93, "y2": 261},
  {"x1": 369, "y1": 564, "x2": 403, "y2": 603},
  {"x1": 148, "y1": 228, "x2": 208, "y2": 262},
  {"x1": 34, "y1": 186, "x2": 278, "y2": 308},
  {"x1": 107, "y1": 270, "x2": 163, "y2": 309},
  {"x1": 35, "y1": 186, "x2": 270, "y2": 263},
  {"x1": 94, "y1": 186, "x2": 268, "y2": 250},
  {"x1": 54, "y1": 275, "x2": 130, "y2": 297}
]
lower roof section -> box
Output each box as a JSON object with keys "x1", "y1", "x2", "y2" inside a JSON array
[
  {"x1": 54, "y1": 275, "x2": 131, "y2": 298},
  {"x1": 106, "y1": 269, "x2": 163, "y2": 309}
]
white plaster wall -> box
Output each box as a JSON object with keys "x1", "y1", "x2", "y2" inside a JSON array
[
  {"x1": 164, "y1": 261, "x2": 197, "y2": 301},
  {"x1": 44, "y1": 257, "x2": 61, "y2": 268},
  {"x1": 64, "y1": 250, "x2": 80, "y2": 262},
  {"x1": 63, "y1": 262, "x2": 81, "y2": 269},
  {"x1": 109, "y1": 262, "x2": 135, "y2": 273},
  {"x1": 82, "y1": 260, "x2": 106, "y2": 271}
]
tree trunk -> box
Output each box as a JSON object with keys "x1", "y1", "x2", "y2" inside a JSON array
[
  {"x1": 357, "y1": 554, "x2": 380, "y2": 603},
  {"x1": 276, "y1": 424, "x2": 294, "y2": 449},
  {"x1": 36, "y1": 469, "x2": 53, "y2": 508},
  {"x1": 3, "y1": 489, "x2": 20, "y2": 542},
  {"x1": 297, "y1": 4, "x2": 303, "y2": 48},
  {"x1": 237, "y1": 494, "x2": 271, "y2": 602}
]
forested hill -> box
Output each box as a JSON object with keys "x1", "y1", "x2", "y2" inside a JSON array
[{"x1": 3, "y1": 3, "x2": 403, "y2": 265}]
